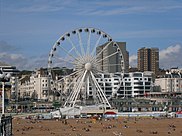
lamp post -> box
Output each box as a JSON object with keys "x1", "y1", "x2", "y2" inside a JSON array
[
  {"x1": 0, "y1": 69, "x2": 11, "y2": 115},
  {"x1": 2, "y1": 82, "x2": 5, "y2": 115}
]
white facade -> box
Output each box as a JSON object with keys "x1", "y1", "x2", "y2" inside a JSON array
[
  {"x1": 63, "y1": 72, "x2": 152, "y2": 99},
  {"x1": 117, "y1": 72, "x2": 153, "y2": 98},
  {"x1": 155, "y1": 77, "x2": 182, "y2": 93},
  {"x1": 16, "y1": 70, "x2": 153, "y2": 102},
  {"x1": 169, "y1": 68, "x2": 182, "y2": 73},
  {"x1": 57, "y1": 72, "x2": 153, "y2": 100},
  {"x1": 95, "y1": 73, "x2": 121, "y2": 99},
  {"x1": 11, "y1": 76, "x2": 19, "y2": 100},
  {"x1": 17, "y1": 70, "x2": 52, "y2": 101}
]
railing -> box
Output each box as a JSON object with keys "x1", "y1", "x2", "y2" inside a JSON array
[{"x1": 0, "y1": 116, "x2": 12, "y2": 136}]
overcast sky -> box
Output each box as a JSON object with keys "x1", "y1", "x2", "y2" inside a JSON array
[{"x1": 0, "y1": 0, "x2": 182, "y2": 70}]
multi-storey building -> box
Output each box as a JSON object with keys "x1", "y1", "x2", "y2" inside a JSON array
[
  {"x1": 0, "y1": 62, "x2": 19, "y2": 101},
  {"x1": 18, "y1": 69, "x2": 52, "y2": 101},
  {"x1": 57, "y1": 72, "x2": 153, "y2": 102},
  {"x1": 88, "y1": 72, "x2": 153, "y2": 99},
  {"x1": 169, "y1": 67, "x2": 182, "y2": 73},
  {"x1": 117, "y1": 72, "x2": 153, "y2": 98},
  {"x1": 0, "y1": 62, "x2": 19, "y2": 74},
  {"x1": 155, "y1": 72, "x2": 182, "y2": 93},
  {"x1": 94, "y1": 73, "x2": 122, "y2": 99},
  {"x1": 137, "y1": 47, "x2": 159, "y2": 75},
  {"x1": 96, "y1": 42, "x2": 129, "y2": 73}
]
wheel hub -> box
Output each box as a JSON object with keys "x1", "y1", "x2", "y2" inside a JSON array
[{"x1": 85, "y1": 62, "x2": 92, "y2": 71}]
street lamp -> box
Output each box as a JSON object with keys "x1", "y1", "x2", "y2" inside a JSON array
[{"x1": 0, "y1": 68, "x2": 11, "y2": 115}]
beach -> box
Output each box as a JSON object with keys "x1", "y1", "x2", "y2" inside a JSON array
[{"x1": 13, "y1": 117, "x2": 182, "y2": 136}]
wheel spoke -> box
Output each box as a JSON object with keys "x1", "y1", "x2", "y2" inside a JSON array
[
  {"x1": 86, "y1": 30, "x2": 91, "y2": 55},
  {"x1": 64, "y1": 71, "x2": 85, "y2": 107},
  {"x1": 90, "y1": 71, "x2": 111, "y2": 107},
  {"x1": 95, "y1": 41, "x2": 113, "y2": 59},
  {"x1": 97, "y1": 51, "x2": 119, "y2": 63},
  {"x1": 72, "y1": 70, "x2": 87, "y2": 107},
  {"x1": 94, "y1": 63, "x2": 122, "y2": 73},
  {"x1": 61, "y1": 69, "x2": 83, "y2": 79},
  {"x1": 66, "y1": 36, "x2": 82, "y2": 57},
  {"x1": 77, "y1": 31, "x2": 85, "y2": 56},
  {"x1": 89, "y1": 76, "x2": 103, "y2": 104},
  {"x1": 52, "y1": 56, "x2": 76, "y2": 65},
  {"x1": 57, "y1": 45, "x2": 82, "y2": 64},
  {"x1": 91, "y1": 34, "x2": 102, "y2": 55},
  {"x1": 90, "y1": 73, "x2": 105, "y2": 104}
]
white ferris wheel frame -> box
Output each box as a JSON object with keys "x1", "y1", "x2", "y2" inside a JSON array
[{"x1": 48, "y1": 27, "x2": 125, "y2": 108}]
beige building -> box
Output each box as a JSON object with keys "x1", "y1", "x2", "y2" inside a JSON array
[
  {"x1": 96, "y1": 42, "x2": 129, "y2": 73},
  {"x1": 137, "y1": 47, "x2": 159, "y2": 75},
  {"x1": 17, "y1": 69, "x2": 53, "y2": 101},
  {"x1": 155, "y1": 73, "x2": 182, "y2": 93}
]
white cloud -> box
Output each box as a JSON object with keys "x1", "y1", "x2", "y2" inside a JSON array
[
  {"x1": 16, "y1": 4, "x2": 64, "y2": 13},
  {"x1": 123, "y1": 29, "x2": 182, "y2": 39},
  {"x1": 76, "y1": 0, "x2": 182, "y2": 16},
  {"x1": 129, "y1": 54, "x2": 137, "y2": 67},
  {"x1": 0, "y1": 41, "x2": 19, "y2": 52},
  {"x1": 5, "y1": 0, "x2": 71, "y2": 13},
  {"x1": 0, "y1": 41, "x2": 47, "y2": 70},
  {"x1": 159, "y1": 44, "x2": 182, "y2": 69},
  {"x1": 5, "y1": 0, "x2": 182, "y2": 15},
  {"x1": 159, "y1": 44, "x2": 181, "y2": 60},
  {"x1": 0, "y1": 52, "x2": 27, "y2": 68},
  {"x1": 0, "y1": 51, "x2": 48, "y2": 70}
]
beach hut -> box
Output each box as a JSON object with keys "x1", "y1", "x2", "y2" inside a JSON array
[
  {"x1": 104, "y1": 111, "x2": 118, "y2": 118},
  {"x1": 176, "y1": 111, "x2": 182, "y2": 118}
]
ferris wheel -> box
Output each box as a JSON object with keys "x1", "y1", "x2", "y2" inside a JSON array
[{"x1": 48, "y1": 27, "x2": 124, "y2": 108}]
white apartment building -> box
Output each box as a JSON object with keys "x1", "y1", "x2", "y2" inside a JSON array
[
  {"x1": 117, "y1": 72, "x2": 153, "y2": 98},
  {"x1": 18, "y1": 69, "x2": 52, "y2": 101},
  {"x1": 16, "y1": 69, "x2": 154, "y2": 102},
  {"x1": 11, "y1": 76, "x2": 19, "y2": 100},
  {"x1": 155, "y1": 73, "x2": 182, "y2": 93},
  {"x1": 0, "y1": 62, "x2": 19, "y2": 101},
  {"x1": 95, "y1": 73, "x2": 122, "y2": 99},
  {"x1": 60, "y1": 72, "x2": 153, "y2": 100},
  {"x1": 170, "y1": 68, "x2": 182, "y2": 73}
]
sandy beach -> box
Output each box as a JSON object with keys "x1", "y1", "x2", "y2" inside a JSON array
[{"x1": 13, "y1": 117, "x2": 182, "y2": 136}]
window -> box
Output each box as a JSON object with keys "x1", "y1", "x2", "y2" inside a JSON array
[
  {"x1": 145, "y1": 87, "x2": 150, "y2": 89},
  {"x1": 134, "y1": 86, "x2": 144, "y2": 89},
  {"x1": 133, "y1": 73, "x2": 142, "y2": 77},
  {"x1": 134, "y1": 82, "x2": 143, "y2": 85},
  {"x1": 145, "y1": 82, "x2": 151, "y2": 85},
  {"x1": 125, "y1": 83, "x2": 131, "y2": 86}
]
